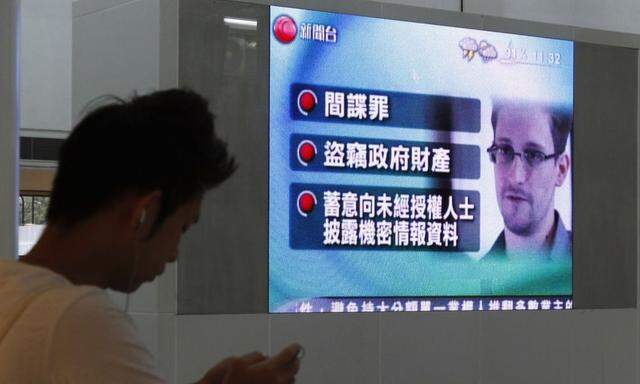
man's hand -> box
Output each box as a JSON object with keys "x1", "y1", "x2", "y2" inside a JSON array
[{"x1": 198, "y1": 343, "x2": 302, "y2": 384}]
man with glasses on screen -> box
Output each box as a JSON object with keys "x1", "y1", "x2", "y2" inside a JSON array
[{"x1": 483, "y1": 100, "x2": 572, "y2": 262}]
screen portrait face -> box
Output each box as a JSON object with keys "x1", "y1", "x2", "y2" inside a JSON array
[{"x1": 493, "y1": 106, "x2": 563, "y2": 236}]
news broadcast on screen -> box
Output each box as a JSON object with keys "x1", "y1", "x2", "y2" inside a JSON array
[{"x1": 269, "y1": 6, "x2": 573, "y2": 313}]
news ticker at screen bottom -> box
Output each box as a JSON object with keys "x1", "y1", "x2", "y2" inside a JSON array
[{"x1": 276, "y1": 296, "x2": 573, "y2": 313}]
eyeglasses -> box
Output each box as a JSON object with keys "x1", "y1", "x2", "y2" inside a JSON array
[{"x1": 487, "y1": 144, "x2": 558, "y2": 169}]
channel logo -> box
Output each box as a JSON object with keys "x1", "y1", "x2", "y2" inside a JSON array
[
  {"x1": 273, "y1": 15, "x2": 297, "y2": 43},
  {"x1": 273, "y1": 15, "x2": 338, "y2": 44}
]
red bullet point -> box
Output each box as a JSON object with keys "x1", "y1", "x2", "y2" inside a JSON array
[
  {"x1": 297, "y1": 191, "x2": 317, "y2": 216},
  {"x1": 299, "y1": 91, "x2": 316, "y2": 112},
  {"x1": 298, "y1": 141, "x2": 316, "y2": 163},
  {"x1": 299, "y1": 193, "x2": 315, "y2": 213},
  {"x1": 273, "y1": 15, "x2": 297, "y2": 43},
  {"x1": 297, "y1": 89, "x2": 317, "y2": 116}
]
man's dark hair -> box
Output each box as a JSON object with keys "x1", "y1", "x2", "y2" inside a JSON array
[
  {"x1": 491, "y1": 99, "x2": 573, "y2": 155},
  {"x1": 47, "y1": 88, "x2": 236, "y2": 229}
]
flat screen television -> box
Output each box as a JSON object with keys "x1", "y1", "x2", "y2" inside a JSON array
[{"x1": 269, "y1": 6, "x2": 573, "y2": 313}]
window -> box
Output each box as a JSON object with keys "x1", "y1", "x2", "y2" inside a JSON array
[{"x1": 18, "y1": 194, "x2": 50, "y2": 225}]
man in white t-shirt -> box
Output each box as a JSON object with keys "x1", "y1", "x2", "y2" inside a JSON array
[{"x1": 0, "y1": 89, "x2": 301, "y2": 383}]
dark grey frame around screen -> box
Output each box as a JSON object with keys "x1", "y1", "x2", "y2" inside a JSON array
[
  {"x1": 178, "y1": 0, "x2": 638, "y2": 314},
  {"x1": 573, "y1": 42, "x2": 637, "y2": 308}
]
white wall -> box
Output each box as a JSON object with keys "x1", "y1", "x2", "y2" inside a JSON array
[
  {"x1": 19, "y1": 0, "x2": 72, "y2": 137},
  {"x1": 464, "y1": 0, "x2": 640, "y2": 36},
  {"x1": 64, "y1": 1, "x2": 640, "y2": 383},
  {"x1": 358, "y1": 0, "x2": 640, "y2": 36},
  {"x1": 72, "y1": 0, "x2": 160, "y2": 125}
]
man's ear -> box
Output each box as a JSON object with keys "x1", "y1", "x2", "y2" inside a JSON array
[
  {"x1": 131, "y1": 190, "x2": 162, "y2": 240},
  {"x1": 555, "y1": 153, "x2": 570, "y2": 187}
]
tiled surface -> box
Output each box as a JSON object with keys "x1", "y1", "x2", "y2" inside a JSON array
[
  {"x1": 574, "y1": 27, "x2": 640, "y2": 49},
  {"x1": 270, "y1": 313, "x2": 380, "y2": 384},
  {"x1": 570, "y1": 310, "x2": 603, "y2": 384},
  {"x1": 269, "y1": 0, "x2": 383, "y2": 17},
  {"x1": 172, "y1": 309, "x2": 640, "y2": 384},
  {"x1": 481, "y1": 14, "x2": 574, "y2": 40},
  {"x1": 465, "y1": 0, "x2": 640, "y2": 36},
  {"x1": 570, "y1": 0, "x2": 640, "y2": 35},
  {"x1": 104, "y1": 263, "x2": 176, "y2": 313},
  {"x1": 128, "y1": 262, "x2": 177, "y2": 313},
  {"x1": 423, "y1": 0, "x2": 460, "y2": 11},
  {"x1": 381, "y1": 0, "x2": 460, "y2": 11},
  {"x1": 130, "y1": 313, "x2": 177, "y2": 383},
  {"x1": 73, "y1": 0, "x2": 140, "y2": 17},
  {"x1": 72, "y1": 0, "x2": 159, "y2": 124},
  {"x1": 106, "y1": 288, "x2": 127, "y2": 309},
  {"x1": 159, "y1": 0, "x2": 178, "y2": 88},
  {"x1": 20, "y1": 0, "x2": 72, "y2": 133},
  {"x1": 380, "y1": 311, "x2": 480, "y2": 384},
  {"x1": 600, "y1": 309, "x2": 637, "y2": 384},
  {"x1": 381, "y1": 1, "x2": 483, "y2": 29},
  {"x1": 464, "y1": 0, "x2": 575, "y2": 27},
  {"x1": 480, "y1": 310, "x2": 572, "y2": 384},
  {"x1": 176, "y1": 314, "x2": 270, "y2": 384},
  {"x1": 167, "y1": 310, "x2": 639, "y2": 384}
]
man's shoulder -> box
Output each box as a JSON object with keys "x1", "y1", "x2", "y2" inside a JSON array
[
  {"x1": 549, "y1": 213, "x2": 572, "y2": 262},
  {"x1": 0, "y1": 259, "x2": 67, "y2": 286},
  {"x1": 481, "y1": 231, "x2": 507, "y2": 261},
  {"x1": 0, "y1": 260, "x2": 104, "y2": 305},
  {"x1": 0, "y1": 260, "x2": 115, "y2": 348},
  {"x1": 0, "y1": 261, "x2": 117, "y2": 382}
]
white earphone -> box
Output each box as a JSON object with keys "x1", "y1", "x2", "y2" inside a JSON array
[{"x1": 126, "y1": 209, "x2": 147, "y2": 312}]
